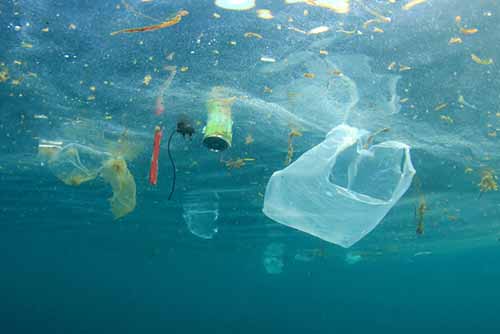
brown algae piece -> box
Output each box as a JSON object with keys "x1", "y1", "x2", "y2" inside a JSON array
[
  {"x1": 471, "y1": 53, "x2": 493, "y2": 65},
  {"x1": 285, "y1": 128, "x2": 302, "y2": 166},
  {"x1": 0, "y1": 66, "x2": 9, "y2": 83},
  {"x1": 448, "y1": 37, "x2": 463, "y2": 45},
  {"x1": 110, "y1": 9, "x2": 189, "y2": 36},
  {"x1": 143, "y1": 74, "x2": 152, "y2": 85},
  {"x1": 478, "y1": 169, "x2": 498, "y2": 194},
  {"x1": 460, "y1": 27, "x2": 478, "y2": 35},
  {"x1": 101, "y1": 158, "x2": 137, "y2": 219},
  {"x1": 244, "y1": 32, "x2": 263, "y2": 39},
  {"x1": 434, "y1": 103, "x2": 448, "y2": 111}
]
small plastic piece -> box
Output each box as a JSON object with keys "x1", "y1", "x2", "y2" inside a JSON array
[
  {"x1": 149, "y1": 126, "x2": 163, "y2": 186},
  {"x1": 263, "y1": 124, "x2": 415, "y2": 248}
]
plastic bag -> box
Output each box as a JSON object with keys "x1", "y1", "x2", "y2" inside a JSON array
[
  {"x1": 101, "y1": 158, "x2": 137, "y2": 219},
  {"x1": 263, "y1": 124, "x2": 415, "y2": 248}
]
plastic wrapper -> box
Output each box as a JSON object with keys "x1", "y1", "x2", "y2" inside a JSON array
[{"x1": 263, "y1": 124, "x2": 415, "y2": 248}]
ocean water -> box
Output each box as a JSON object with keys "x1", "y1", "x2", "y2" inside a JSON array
[{"x1": 1, "y1": 0, "x2": 500, "y2": 332}]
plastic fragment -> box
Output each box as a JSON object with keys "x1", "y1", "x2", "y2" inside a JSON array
[{"x1": 149, "y1": 126, "x2": 163, "y2": 185}]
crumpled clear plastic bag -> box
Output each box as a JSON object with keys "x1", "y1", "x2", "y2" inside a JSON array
[
  {"x1": 39, "y1": 140, "x2": 136, "y2": 219},
  {"x1": 263, "y1": 124, "x2": 416, "y2": 248},
  {"x1": 42, "y1": 142, "x2": 109, "y2": 186}
]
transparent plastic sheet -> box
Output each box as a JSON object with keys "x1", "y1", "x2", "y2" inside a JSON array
[
  {"x1": 41, "y1": 142, "x2": 110, "y2": 186},
  {"x1": 263, "y1": 124, "x2": 416, "y2": 248},
  {"x1": 182, "y1": 191, "x2": 219, "y2": 239}
]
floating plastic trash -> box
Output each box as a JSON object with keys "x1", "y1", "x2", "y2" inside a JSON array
[
  {"x1": 203, "y1": 87, "x2": 236, "y2": 152},
  {"x1": 182, "y1": 192, "x2": 219, "y2": 239},
  {"x1": 263, "y1": 124, "x2": 415, "y2": 248}
]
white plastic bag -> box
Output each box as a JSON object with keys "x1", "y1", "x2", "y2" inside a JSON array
[{"x1": 263, "y1": 124, "x2": 415, "y2": 248}]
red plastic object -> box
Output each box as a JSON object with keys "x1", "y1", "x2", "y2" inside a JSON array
[{"x1": 149, "y1": 126, "x2": 163, "y2": 185}]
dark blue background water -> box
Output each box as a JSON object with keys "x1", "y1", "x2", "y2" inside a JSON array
[{"x1": 2, "y1": 222, "x2": 500, "y2": 333}]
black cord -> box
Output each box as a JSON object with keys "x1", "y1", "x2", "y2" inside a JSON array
[{"x1": 167, "y1": 129, "x2": 177, "y2": 200}]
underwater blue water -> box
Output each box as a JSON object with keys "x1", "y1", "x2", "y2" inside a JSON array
[{"x1": 2, "y1": 0, "x2": 500, "y2": 332}]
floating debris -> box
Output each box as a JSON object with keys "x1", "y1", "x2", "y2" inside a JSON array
[
  {"x1": 260, "y1": 56, "x2": 276, "y2": 63},
  {"x1": 460, "y1": 27, "x2": 478, "y2": 35},
  {"x1": 307, "y1": 26, "x2": 330, "y2": 35},
  {"x1": 0, "y1": 66, "x2": 9, "y2": 83},
  {"x1": 21, "y1": 42, "x2": 33, "y2": 49},
  {"x1": 155, "y1": 65, "x2": 177, "y2": 115},
  {"x1": 399, "y1": 64, "x2": 412, "y2": 72},
  {"x1": 245, "y1": 134, "x2": 254, "y2": 145},
  {"x1": 478, "y1": 169, "x2": 498, "y2": 196},
  {"x1": 434, "y1": 103, "x2": 448, "y2": 111},
  {"x1": 402, "y1": 0, "x2": 427, "y2": 11},
  {"x1": 285, "y1": 128, "x2": 302, "y2": 166},
  {"x1": 215, "y1": 0, "x2": 255, "y2": 10},
  {"x1": 244, "y1": 32, "x2": 263, "y2": 39},
  {"x1": 448, "y1": 37, "x2": 463, "y2": 45},
  {"x1": 471, "y1": 53, "x2": 493, "y2": 65},
  {"x1": 440, "y1": 115, "x2": 454, "y2": 124},
  {"x1": 149, "y1": 126, "x2": 163, "y2": 186},
  {"x1": 256, "y1": 9, "x2": 274, "y2": 19},
  {"x1": 288, "y1": 27, "x2": 307, "y2": 34},
  {"x1": 223, "y1": 157, "x2": 255, "y2": 170},
  {"x1": 110, "y1": 9, "x2": 189, "y2": 36},
  {"x1": 143, "y1": 74, "x2": 152, "y2": 85}
]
